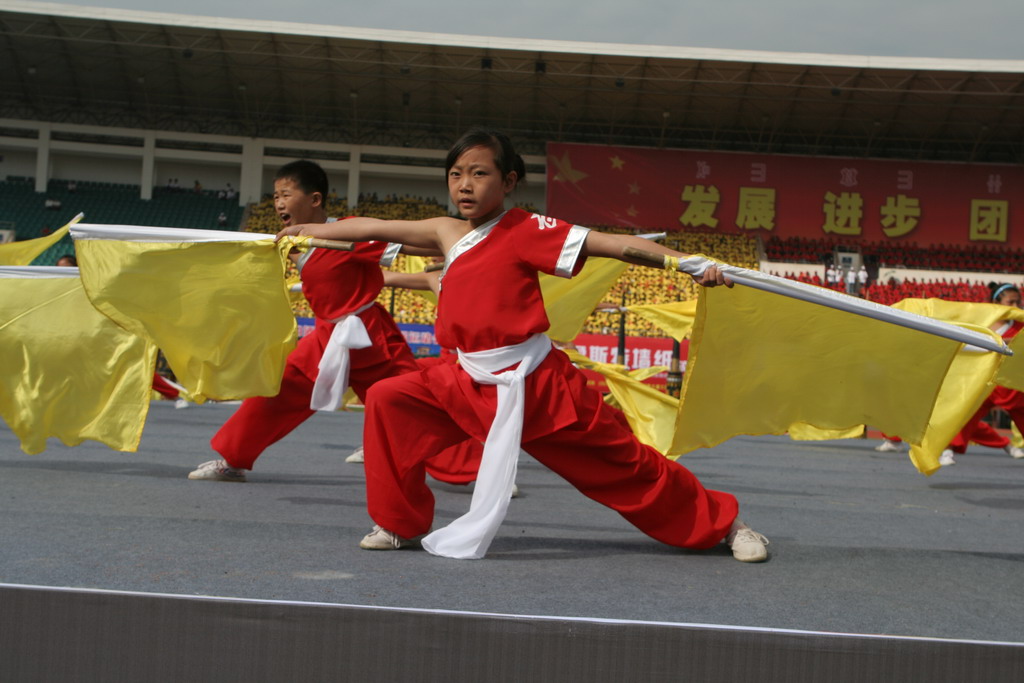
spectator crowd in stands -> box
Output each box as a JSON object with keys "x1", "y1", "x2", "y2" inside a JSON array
[{"x1": 766, "y1": 235, "x2": 1024, "y2": 275}]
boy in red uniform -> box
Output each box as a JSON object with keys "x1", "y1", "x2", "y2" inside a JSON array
[
  {"x1": 278, "y1": 130, "x2": 768, "y2": 562},
  {"x1": 189, "y1": 160, "x2": 473, "y2": 485}
]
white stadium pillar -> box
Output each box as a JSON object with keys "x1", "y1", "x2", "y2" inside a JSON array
[
  {"x1": 34, "y1": 124, "x2": 51, "y2": 194},
  {"x1": 140, "y1": 133, "x2": 155, "y2": 200},
  {"x1": 239, "y1": 139, "x2": 264, "y2": 206},
  {"x1": 347, "y1": 146, "x2": 361, "y2": 211}
]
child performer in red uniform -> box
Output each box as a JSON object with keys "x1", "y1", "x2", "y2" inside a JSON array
[
  {"x1": 939, "y1": 282, "x2": 1024, "y2": 466},
  {"x1": 278, "y1": 129, "x2": 768, "y2": 562},
  {"x1": 189, "y1": 160, "x2": 474, "y2": 485}
]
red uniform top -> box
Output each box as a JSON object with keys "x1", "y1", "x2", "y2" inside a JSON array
[
  {"x1": 435, "y1": 208, "x2": 588, "y2": 352},
  {"x1": 298, "y1": 236, "x2": 390, "y2": 320},
  {"x1": 423, "y1": 208, "x2": 591, "y2": 442},
  {"x1": 999, "y1": 319, "x2": 1023, "y2": 341}
]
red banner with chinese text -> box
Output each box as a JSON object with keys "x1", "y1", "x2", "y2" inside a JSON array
[
  {"x1": 547, "y1": 142, "x2": 1023, "y2": 248},
  {"x1": 572, "y1": 333, "x2": 685, "y2": 392}
]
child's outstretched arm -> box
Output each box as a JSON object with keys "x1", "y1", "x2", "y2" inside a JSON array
[
  {"x1": 582, "y1": 231, "x2": 733, "y2": 287},
  {"x1": 277, "y1": 216, "x2": 455, "y2": 251},
  {"x1": 382, "y1": 269, "x2": 440, "y2": 295}
]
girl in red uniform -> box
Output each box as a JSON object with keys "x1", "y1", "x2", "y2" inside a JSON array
[
  {"x1": 940, "y1": 283, "x2": 1024, "y2": 466},
  {"x1": 278, "y1": 129, "x2": 768, "y2": 562}
]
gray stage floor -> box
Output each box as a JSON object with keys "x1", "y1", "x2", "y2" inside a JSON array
[{"x1": 2, "y1": 400, "x2": 1023, "y2": 643}]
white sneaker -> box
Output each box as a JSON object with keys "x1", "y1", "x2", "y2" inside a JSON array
[
  {"x1": 938, "y1": 449, "x2": 956, "y2": 467},
  {"x1": 359, "y1": 525, "x2": 422, "y2": 550},
  {"x1": 188, "y1": 459, "x2": 246, "y2": 482},
  {"x1": 174, "y1": 398, "x2": 189, "y2": 409},
  {"x1": 345, "y1": 447, "x2": 364, "y2": 463},
  {"x1": 874, "y1": 439, "x2": 903, "y2": 452},
  {"x1": 1005, "y1": 445, "x2": 1024, "y2": 459},
  {"x1": 726, "y1": 521, "x2": 769, "y2": 562},
  {"x1": 510, "y1": 484, "x2": 520, "y2": 499}
]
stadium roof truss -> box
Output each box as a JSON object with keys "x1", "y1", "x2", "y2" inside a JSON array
[{"x1": 2, "y1": 1, "x2": 1023, "y2": 162}]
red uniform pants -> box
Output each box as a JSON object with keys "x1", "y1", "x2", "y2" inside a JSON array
[
  {"x1": 151, "y1": 373, "x2": 180, "y2": 400},
  {"x1": 950, "y1": 386, "x2": 1024, "y2": 454},
  {"x1": 362, "y1": 352, "x2": 738, "y2": 549},
  {"x1": 212, "y1": 308, "x2": 478, "y2": 483}
]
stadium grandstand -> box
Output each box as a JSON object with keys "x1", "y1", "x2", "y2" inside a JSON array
[{"x1": 3, "y1": 2, "x2": 1024, "y2": 680}]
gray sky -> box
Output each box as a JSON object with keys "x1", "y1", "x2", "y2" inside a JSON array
[{"x1": 44, "y1": 0, "x2": 1024, "y2": 60}]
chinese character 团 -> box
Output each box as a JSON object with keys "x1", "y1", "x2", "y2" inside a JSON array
[
  {"x1": 736, "y1": 187, "x2": 776, "y2": 230},
  {"x1": 822, "y1": 191, "x2": 863, "y2": 235},
  {"x1": 880, "y1": 195, "x2": 921, "y2": 238},
  {"x1": 969, "y1": 199, "x2": 1008, "y2": 242},
  {"x1": 679, "y1": 185, "x2": 720, "y2": 228}
]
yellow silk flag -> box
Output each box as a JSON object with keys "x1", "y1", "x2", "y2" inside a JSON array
[
  {"x1": 564, "y1": 349, "x2": 677, "y2": 455},
  {"x1": 775, "y1": 299, "x2": 1008, "y2": 470},
  {"x1": 72, "y1": 225, "x2": 301, "y2": 403},
  {"x1": 884, "y1": 299, "x2": 1022, "y2": 472},
  {"x1": 628, "y1": 300, "x2": 699, "y2": 341},
  {"x1": 0, "y1": 266, "x2": 156, "y2": 454},
  {"x1": 0, "y1": 216, "x2": 77, "y2": 266},
  {"x1": 788, "y1": 423, "x2": 865, "y2": 441},
  {"x1": 674, "y1": 284, "x2": 1002, "y2": 472},
  {"x1": 894, "y1": 299, "x2": 1024, "y2": 391},
  {"x1": 541, "y1": 257, "x2": 628, "y2": 343},
  {"x1": 905, "y1": 341, "x2": 1003, "y2": 473}
]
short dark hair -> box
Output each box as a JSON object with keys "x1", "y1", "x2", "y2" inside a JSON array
[
  {"x1": 445, "y1": 128, "x2": 526, "y2": 188},
  {"x1": 275, "y1": 160, "x2": 329, "y2": 200}
]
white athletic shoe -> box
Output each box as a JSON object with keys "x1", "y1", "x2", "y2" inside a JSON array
[
  {"x1": 1004, "y1": 445, "x2": 1024, "y2": 459},
  {"x1": 174, "y1": 398, "x2": 190, "y2": 409},
  {"x1": 726, "y1": 520, "x2": 769, "y2": 562},
  {"x1": 188, "y1": 459, "x2": 246, "y2": 482},
  {"x1": 359, "y1": 525, "x2": 423, "y2": 550},
  {"x1": 345, "y1": 447, "x2": 364, "y2": 463},
  {"x1": 938, "y1": 449, "x2": 957, "y2": 467},
  {"x1": 874, "y1": 439, "x2": 903, "y2": 452}
]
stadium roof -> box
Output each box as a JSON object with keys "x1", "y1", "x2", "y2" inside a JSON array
[{"x1": 2, "y1": 1, "x2": 1024, "y2": 162}]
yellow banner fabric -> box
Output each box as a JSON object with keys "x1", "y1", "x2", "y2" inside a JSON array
[{"x1": 0, "y1": 273, "x2": 155, "y2": 454}]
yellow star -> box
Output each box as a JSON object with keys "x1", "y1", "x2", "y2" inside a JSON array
[
  {"x1": 550, "y1": 153, "x2": 589, "y2": 185},
  {"x1": 626, "y1": 205, "x2": 639, "y2": 217},
  {"x1": 628, "y1": 181, "x2": 640, "y2": 195},
  {"x1": 610, "y1": 156, "x2": 625, "y2": 170}
]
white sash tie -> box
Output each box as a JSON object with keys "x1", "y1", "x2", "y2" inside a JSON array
[
  {"x1": 421, "y1": 333, "x2": 552, "y2": 559},
  {"x1": 309, "y1": 302, "x2": 375, "y2": 411}
]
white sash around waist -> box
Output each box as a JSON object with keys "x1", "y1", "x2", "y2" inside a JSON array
[
  {"x1": 421, "y1": 333, "x2": 552, "y2": 559},
  {"x1": 310, "y1": 302, "x2": 375, "y2": 411}
]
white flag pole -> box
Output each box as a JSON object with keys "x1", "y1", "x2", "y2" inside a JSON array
[
  {"x1": 70, "y1": 224, "x2": 353, "y2": 251},
  {"x1": 622, "y1": 247, "x2": 1012, "y2": 356}
]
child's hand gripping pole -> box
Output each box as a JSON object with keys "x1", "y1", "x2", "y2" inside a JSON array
[{"x1": 620, "y1": 246, "x2": 1012, "y2": 356}]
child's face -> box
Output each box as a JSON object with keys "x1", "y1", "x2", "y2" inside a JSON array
[
  {"x1": 274, "y1": 178, "x2": 322, "y2": 227},
  {"x1": 447, "y1": 145, "x2": 515, "y2": 225},
  {"x1": 999, "y1": 290, "x2": 1022, "y2": 308}
]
